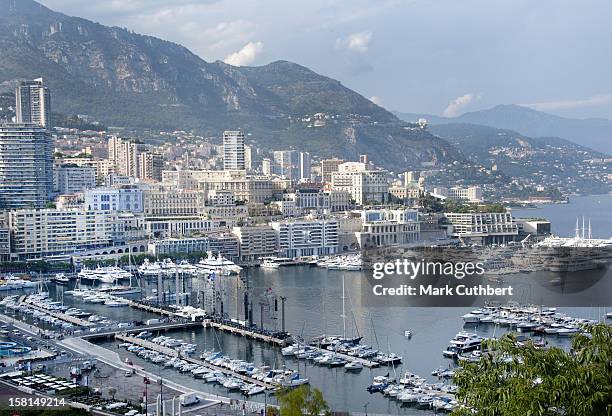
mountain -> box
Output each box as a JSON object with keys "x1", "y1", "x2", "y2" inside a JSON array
[
  {"x1": 395, "y1": 105, "x2": 612, "y2": 154},
  {"x1": 0, "y1": 0, "x2": 459, "y2": 170},
  {"x1": 428, "y1": 123, "x2": 610, "y2": 195}
]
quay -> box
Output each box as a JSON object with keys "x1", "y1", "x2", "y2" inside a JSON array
[
  {"x1": 115, "y1": 334, "x2": 277, "y2": 390},
  {"x1": 81, "y1": 321, "x2": 203, "y2": 340},
  {"x1": 126, "y1": 300, "x2": 177, "y2": 317},
  {"x1": 308, "y1": 346, "x2": 380, "y2": 368},
  {"x1": 203, "y1": 319, "x2": 289, "y2": 347},
  {"x1": 22, "y1": 298, "x2": 92, "y2": 327}
]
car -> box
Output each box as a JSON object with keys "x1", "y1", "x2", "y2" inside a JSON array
[{"x1": 124, "y1": 370, "x2": 133, "y2": 377}]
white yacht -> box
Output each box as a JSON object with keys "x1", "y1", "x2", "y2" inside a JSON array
[
  {"x1": 197, "y1": 251, "x2": 242, "y2": 275},
  {"x1": 78, "y1": 266, "x2": 132, "y2": 284},
  {"x1": 442, "y1": 332, "x2": 484, "y2": 359}
]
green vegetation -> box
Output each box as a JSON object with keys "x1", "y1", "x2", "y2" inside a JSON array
[
  {"x1": 0, "y1": 261, "x2": 72, "y2": 273},
  {"x1": 276, "y1": 385, "x2": 330, "y2": 416},
  {"x1": 453, "y1": 324, "x2": 612, "y2": 416},
  {"x1": 419, "y1": 194, "x2": 506, "y2": 213}
]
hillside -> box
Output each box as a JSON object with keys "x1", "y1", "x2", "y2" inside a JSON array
[
  {"x1": 395, "y1": 105, "x2": 612, "y2": 154},
  {"x1": 0, "y1": 0, "x2": 458, "y2": 170},
  {"x1": 428, "y1": 123, "x2": 610, "y2": 195}
]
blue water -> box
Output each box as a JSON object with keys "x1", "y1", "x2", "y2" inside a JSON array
[{"x1": 511, "y1": 194, "x2": 612, "y2": 238}]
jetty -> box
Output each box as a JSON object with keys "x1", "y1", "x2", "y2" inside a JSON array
[
  {"x1": 203, "y1": 319, "x2": 290, "y2": 347},
  {"x1": 115, "y1": 334, "x2": 277, "y2": 390}
]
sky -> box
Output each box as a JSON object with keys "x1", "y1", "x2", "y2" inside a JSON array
[{"x1": 39, "y1": 0, "x2": 612, "y2": 119}]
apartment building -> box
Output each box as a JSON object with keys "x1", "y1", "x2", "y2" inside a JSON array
[
  {"x1": 84, "y1": 185, "x2": 144, "y2": 212},
  {"x1": 8, "y1": 209, "x2": 115, "y2": 260},
  {"x1": 270, "y1": 218, "x2": 339, "y2": 258},
  {"x1": 55, "y1": 165, "x2": 96, "y2": 195},
  {"x1": 0, "y1": 124, "x2": 54, "y2": 209},
  {"x1": 444, "y1": 212, "x2": 518, "y2": 244},
  {"x1": 331, "y1": 162, "x2": 389, "y2": 205},
  {"x1": 357, "y1": 208, "x2": 420, "y2": 248},
  {"x1": 232, "y1": 225, "x2": 278, "y2": 262}
]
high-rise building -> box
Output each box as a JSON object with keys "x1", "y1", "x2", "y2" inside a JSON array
[
  {"x1": 321, "y1": 158, "x2": 345, "y2": 183},
  {"x1": 138, "y1": 152, "x2": 164, "y2": 182},
  {"x1": 223, "y1": 130, "x2": 245, "y2": 170},
  {"x1": 299, "y1": 152, "x2": 311, "y2": 180},
  {"x1": 108, "y1": 136, "x2": 140, "y2": 177},
  {"x1": 15, "y1": 78, "x2": 51, "y2": 129},
  {"x1": 273, "y1": 150, "x2": 311, "y2": 180},
  {"x1": 244, "y1": 145, "x2": 253, "y2": 171},
  {"x1": 0, "y1": 124, "x2": 54, "y2": 209},
  {"x1": 262, "y1": 158, "x2": 271, "y2": 176}
]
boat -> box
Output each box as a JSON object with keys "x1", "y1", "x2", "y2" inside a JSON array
[
  {"x1": 280, "y1": 373, "x2": 309, "y2": 387},
  {"x1": 260, "y1": 257, "x2": 299, "y2": 269},
  {"x1": 344, "y1": 361, "x2": 363, "y2": 371},
  {"x1": 442, "y1": 332, "x2": 484, "y2": 359},
  {"x1": 197, "y1": 251, "x2": 242, "y2": 275},
  {"x1": 52, "y1": 273, "x2": 70, "y2": 285},
  {"x1": 104, "y1": 298, "x2": 129, "y2": 307},
  {"x1": 246, "y1": 385, "x2": 265, "y2": 396}
]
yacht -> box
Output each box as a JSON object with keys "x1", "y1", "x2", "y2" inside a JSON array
[
  {"x1": 52, "y1": 273, "x2": 70, "y2": 285},
  {"x1": 78, "y1": 266, "x2": 133, "y2": 284},
  {"x1": 197, "y1": 251, "x2": 242, "y2": 275},
  {"x1": 344, "y1": 361, "x2": 363, "y2": 371},
  {"x1": 260, "y1": 256, "x2": 299, "y2": 269},
  {"x1": 442, "y1": 332, "x2": 484, "y2": 359},
  {"x1": 0, "y1": 275, "x2": 38, "y2": 291}
]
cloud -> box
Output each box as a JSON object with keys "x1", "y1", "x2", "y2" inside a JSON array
[
  {"x1": 223, "y1": 41, "x2": 264, "y2": 66},
  {"x1": 335, "y1": 31, "x2": 373, "y2": 53},
  {"x1": 370, "y1": 96, "x2": 384, "y2": 107},
  {"x1": 521, "y1": 94, "x2": 612, "y2": 111},
  {"x1": 443, "y1": 93, "x2": 477, "y2": 117}
]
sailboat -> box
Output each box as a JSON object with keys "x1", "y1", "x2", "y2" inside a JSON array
[{"x1": 310, "y1": 275, "x2": 362, "y2": 347}]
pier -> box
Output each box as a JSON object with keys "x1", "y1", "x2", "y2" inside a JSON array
[
  {"x1": 22, "y1": 299, "x2": 92, "y2": 327},
  {"x1": 115, "y1": 334, "x2": 277, "y2": 390},
  {"x1": 203, "y1": 319, "x2": 289, "y2": 347},
  {"x1": 126, "y1": 300, "x2": 177, "y2": 317},
  {"x1": 81, "y1": 321, "x2": 203, "y2": 340}
]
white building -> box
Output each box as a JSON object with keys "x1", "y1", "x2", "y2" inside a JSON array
[
  {"x1": 15, "y1": 78, "x2": 51, "y2": 129},
  {"x1": 84, "y1": 185, "x2": 144, "y2": 212},
  {"x1": 433, "y1": 186, "x2": 483, "y2": 203},
  {"x1": 148, "y1": 237, "x2": 210, "y2": 257},
  {"x1": 331, "y1": 162, "x2": 389, "y2": 205},
  {"x1": 444, "y1": 212, "x2": 518, "y2": 244},
  {"x1": 270, "y1": 218, "x2": 339, "y2": 258},
  {"x1": 223, "y1": 130, "x2": 246, "y2": 171},
  {"x1": 55, "y1": 165, "x2": 96, "y2": 195},
  {"x1": 357, "y1": 208, "x2": 420, "y2": 248},
  {"x1": 8, "y1": 209, "x2": 116, "y2": 260},
  {"x1": 232, "y1": 225, "x2": 278, "y2": 263}
]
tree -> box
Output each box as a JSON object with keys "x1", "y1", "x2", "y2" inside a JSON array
[
  {"x1": 452, "y1": 324, "x2": 612, "y2": 416},
  {"x1": 107, "y1": 387, "x2": 117, "y2": 401},
  {"x1": 276, "y1": 385, "x2": 330, "y2": 416}
]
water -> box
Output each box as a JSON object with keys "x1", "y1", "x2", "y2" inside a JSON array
[
  {"x1": 40, "y1": 195, "x2": 612, "y2": 413},
  {"x1": 511, "y1": 194, "x2": 612, "y2": 238}
]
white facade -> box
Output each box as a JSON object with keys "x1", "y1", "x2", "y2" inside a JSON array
[
  {"x1": 444, "y1": 212, "x2": 518, "y2": 244},
  {"x1": 223, "y1": 130, "x2": 246, "y2": 170},
  {"x1": 55, "y1": 165, "x2": 96, "y2": 195},
  {"x1": 357, "y1": 208, "x2": 420, "y2": 248},
  {"x1": 9, "y1": 209, "x2": 115, "y2": 259},
  {"x1": 433, "y1": 186, "x2": 483, "y2": 202},
  {"x1": 232, "y1": 225, "x2": 278, "y2": 262},
  {"x1": 270, "y1": 218, "x2": 339, "y2": 258},
  {"x1": 15, "y1": 78, "x2": 51, "y2": 129},
  {"x1": 148, "y1": 237, "x2": 210, "y2": 256},
  {"x1": 84, "y1": 186, "x2": 144, "y2": 212},
  {"x1": 331, "y1": 162, "x2": 389, "y2": 205}
]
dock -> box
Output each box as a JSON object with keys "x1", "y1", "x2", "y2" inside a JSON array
[
  {"x1": 115, "y1": 334, "x2": 277, "y2": 390},
  {"x1": 22, "y1": 299, "x2": 92, "y2": 327},
  {"x1": 309, "y1": 345, "x2": 380, "y2": 368},
  {"x1": 203, "y1": 319, "x2": 289, "y2": 347},
  {"x1": 81, "y1": 321, "x2": 203, "y2": 340},
  {"x1": 126, "y1": 300, "x2": 177, "y2": 317}
]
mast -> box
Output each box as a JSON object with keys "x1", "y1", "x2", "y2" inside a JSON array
[
  {"x1": 341, "y1": 274, "x2": 346, "y2": 339},
  {"x1": 582, "y1": 216, "x2": 585, "y2": 239},
  {"x1": 575, "y1": 218, "x2": 579, "y2": 238},
  {"x1": 588, "y1": 219, "x2": 592, "y2": 240}
]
